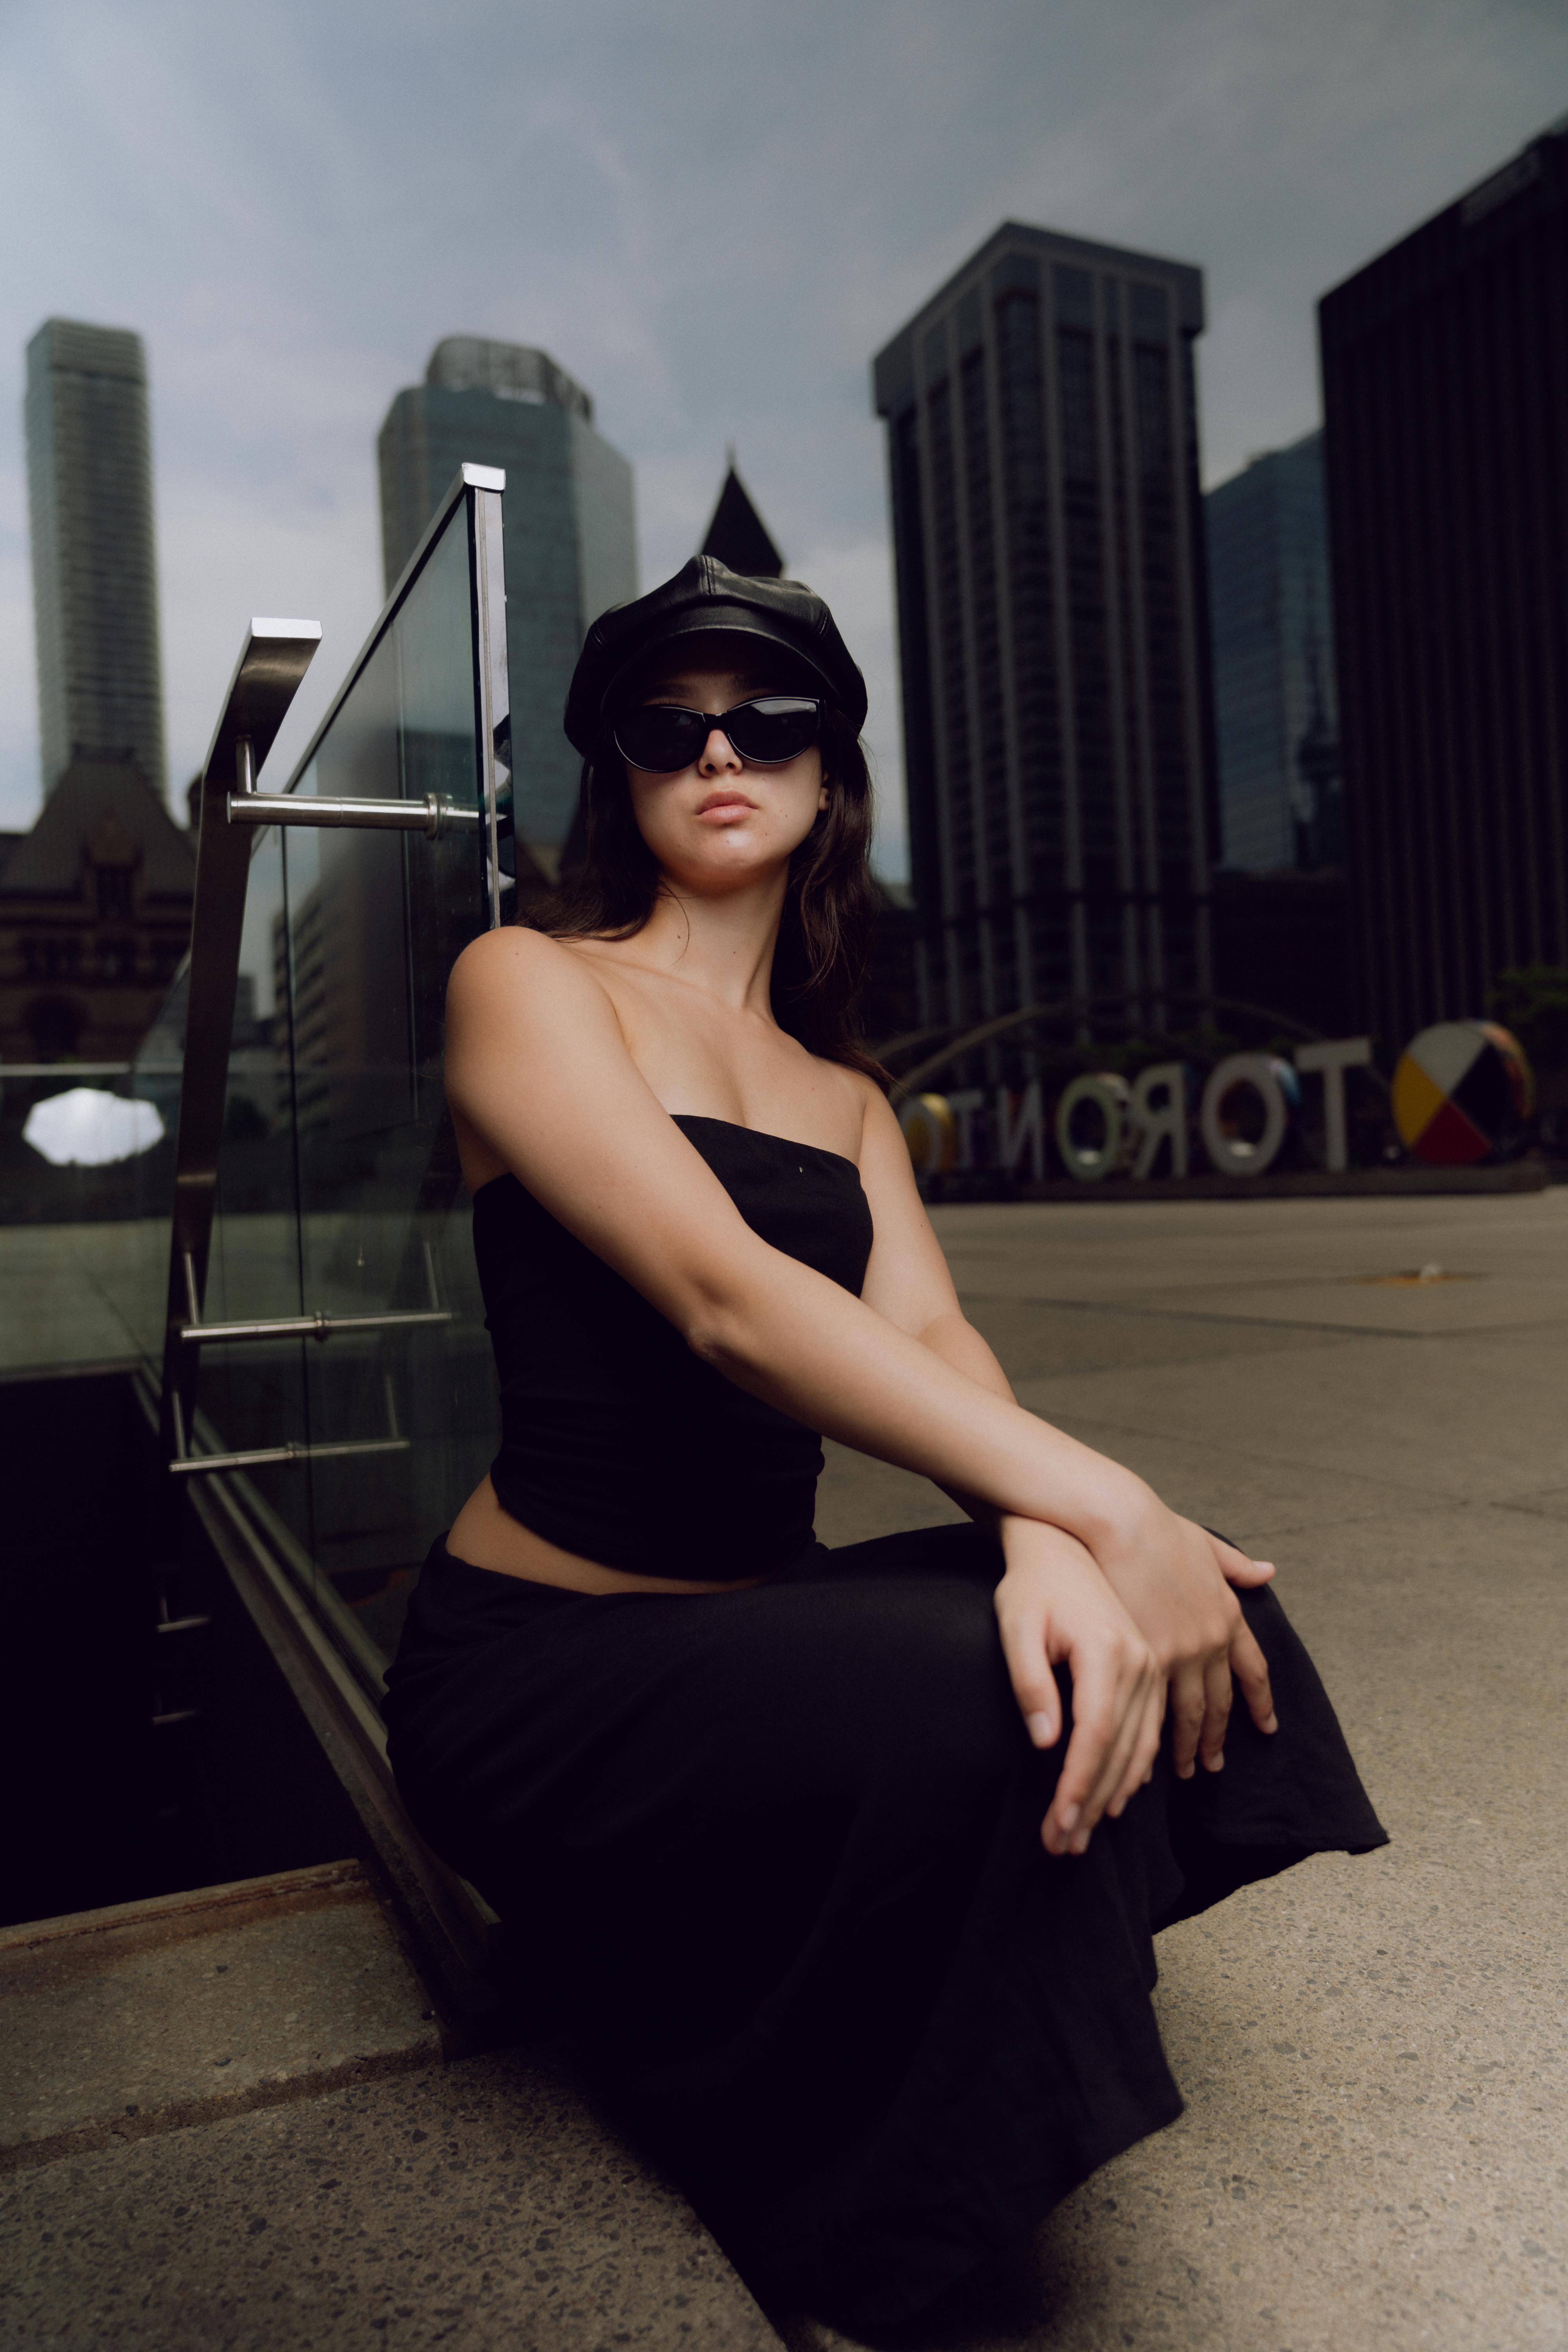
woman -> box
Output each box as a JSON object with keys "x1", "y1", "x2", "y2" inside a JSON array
[{"x1": 384, "y1": 557, "x2": 1383, "y2": 2334}]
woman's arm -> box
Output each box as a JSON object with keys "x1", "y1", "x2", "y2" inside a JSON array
[
  {"x1": 445, "y1": 930, "x2": 1272, "y2": 1799},
  {"x1": 446, "y1": 928, "x2": 1151, "y2": 1550},
  {"x1": 853, "y1": 1082, "x2": 1278, "y2": 1777}
]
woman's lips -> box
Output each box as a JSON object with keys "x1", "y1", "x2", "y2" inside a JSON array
[{"x1": 695, "y1": 793, "x2": 755, "y2": 820}]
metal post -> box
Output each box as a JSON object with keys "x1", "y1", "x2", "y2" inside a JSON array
[{"x1": 160, "y1": 623, "x2": 322, "y2": 1463}]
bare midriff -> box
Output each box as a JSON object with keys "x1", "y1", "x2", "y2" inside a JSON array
[{"x1": 444, "y1": 1473, "x2": 770, "y2": 1596}]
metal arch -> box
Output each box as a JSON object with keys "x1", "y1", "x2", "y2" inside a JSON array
[{"x1": 886, "y1": 993, "x2": 1338, "y2": 1099}]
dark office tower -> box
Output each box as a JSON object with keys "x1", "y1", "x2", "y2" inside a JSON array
[
  {"x1": 699, "y1": 461, "x2": 784, "y2": 576},
  {"x1": 25, "y1": 320, "x2": 167, "y2": 801},
  {"x1": 1205, "y1": 431, "x2": 1342, "y2": 872},
  {"x1": 378, "y1": 337, "x2": 637, "y2": 858},
  {"x1": 1319, "y1": 119, "x2": 1568, "y2": 1046},
  {"x1": 872, "y1": 222, "x2": 1218, "y2": 1040}
]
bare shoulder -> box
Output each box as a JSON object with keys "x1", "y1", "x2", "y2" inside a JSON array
[
  {"x1": 846, "y1": 1067, "x2": 904, "y2": 1156},
  {"x1": 447, "y1": 924, "x2": 619, "y2": 1024}
]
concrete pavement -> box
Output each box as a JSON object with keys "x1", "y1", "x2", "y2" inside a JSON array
[
  {"x1": 5, "y1": 1189, "x2": 1563, "y2": 2350},
  {"x1": 797, "y1": 1189, "x2": 1568, "y2": 2350}
]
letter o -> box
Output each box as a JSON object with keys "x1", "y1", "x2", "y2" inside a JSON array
[
  {"x1": 898, "y1": 1091, "x2": 957, "y2": 1177},
  {"x1": 1054, "y1": 1073, "x2": 1129, "y2": 1182},
  {"x1": 1200, "y1": 1053, "x2": 1292, "y2": 1177}
]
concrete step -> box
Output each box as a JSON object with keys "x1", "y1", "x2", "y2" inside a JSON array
[
  {"x1": 0, "y1": 1861, "x2": 784, "y2": 2347},
  {"x1": 2, "y1": 2046, "x2": 783, "y2": 2350},
  {"x1": 0, "y1": 1859, "x2": 441, "y2": 2173}
]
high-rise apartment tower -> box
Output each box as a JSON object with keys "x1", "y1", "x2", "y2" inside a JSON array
[
  {"x1": 1319, "y1": 118, "x2": 1568, "y2": 1045},
  {"x1": 378, "y1": 338, "x2": 637, "y2": 859},
  {"x1": 872, "y1": 221, "x2": 1218, "y2": 1040},
  {"x1": 25, "y1": 319, "x2": 166, "y2": 801},
  {"x1": 1205, "y1": 431, "x2": 1341, "y2": 873}
]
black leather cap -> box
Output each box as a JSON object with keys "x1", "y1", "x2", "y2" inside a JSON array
[{"x1": 564, "y1": 557, "x2": 867, "y2": 754}]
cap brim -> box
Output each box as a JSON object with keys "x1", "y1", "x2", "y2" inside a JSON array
[{"x1": 600, "y1": 607, "x2": 838, "y2": 713}]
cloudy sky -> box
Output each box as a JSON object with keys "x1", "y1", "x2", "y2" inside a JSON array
[{"x1": 1, "y1": 0, "x2": 1564, "y2": 873}]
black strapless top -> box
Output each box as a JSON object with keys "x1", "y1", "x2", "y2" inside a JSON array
[{"x1": 472, "y1": 1115, "x2": 875, "y2": 1580}]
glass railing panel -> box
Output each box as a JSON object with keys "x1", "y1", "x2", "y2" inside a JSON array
[
  {"x1": 193, "y1": 820, "x2": 315, "y2": 1553},
  {"x1": 278, "y1": 495, "x2": 497, "y2": 1676}
]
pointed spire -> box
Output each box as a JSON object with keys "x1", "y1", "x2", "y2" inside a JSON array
[{"x1": 699, "y1": 458, "x2": 784, "y2": 578}]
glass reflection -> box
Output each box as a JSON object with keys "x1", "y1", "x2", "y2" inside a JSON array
[{"x1": 264, "y1": 495, "x2": 498, "y2": 1678}]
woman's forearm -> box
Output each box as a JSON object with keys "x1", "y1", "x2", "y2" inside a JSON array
[{"x1": 689, "y1": 1246, "x2": 1152, "y2": 1552}]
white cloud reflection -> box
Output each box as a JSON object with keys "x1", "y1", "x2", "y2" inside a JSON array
[{"x1": 23, "y1": 1086, "x2": 165, "y2": 1167}]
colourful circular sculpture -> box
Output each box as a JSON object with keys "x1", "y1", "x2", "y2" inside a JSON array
[{"x1": 1391, "y1": 1021, "x2": 1534, "y2": 1165}]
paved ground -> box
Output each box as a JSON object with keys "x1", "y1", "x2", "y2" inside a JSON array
[
  {"x1": 0, "y1": 1866, "x2": 779, "y2": 2350},
  {"x1": 4, "y1": 1190, "x2": 1564, "y2": 2350},
  {"x1": 793, "y1": 1189, "x2": 1568, "y2": 2351}
]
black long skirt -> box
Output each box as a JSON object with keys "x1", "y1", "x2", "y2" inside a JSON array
[{"x1": 382, "y1": 1523, "x2": 1385, "y2": 2331}]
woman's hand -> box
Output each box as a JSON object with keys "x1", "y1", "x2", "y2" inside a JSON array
[
  {"x1": 1090, "y1": 1499, "x2": 1278, "y2": 1780},
  {"x1": 994, "y1": 1518, "x2": 1163, "y2": 1857}
]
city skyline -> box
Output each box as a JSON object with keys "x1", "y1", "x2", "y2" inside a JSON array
[
  {"x1": 875, "y1": 221, "x2": 1218, "y2": 1041},
  {"x1": 1321, "y1": 113, "x2": 1568, "y2": 1045},
  {"x1": 1205, "y1": 429, "x2": 1339, "y2": 873},
  {"x1": 0, "y1": 2, "x2": 1564, "y2": 876},
  {"x1": 25, "y1": 318, "x2": 165, "y2": 801}
]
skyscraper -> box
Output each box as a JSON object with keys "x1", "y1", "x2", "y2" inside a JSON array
[
  {"x1": 377, "y1": 337, "x2": 637, "y2": 859},
  {"x1": 872, "y1": 221, "x2": 1218, "y2": 1042},
  {"x1": 1319, "y1": 118, "x2": 1568, "y2": 1046},
  {"x1": 25, "y1": 319, "x2": 167, "y2": 802},
  {"x1": 1205, "y1": 431, "x2": 1341, "y2": 873}
]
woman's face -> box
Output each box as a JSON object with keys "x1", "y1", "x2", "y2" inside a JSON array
[{"x1": 619, "y1": 641, "x2": 828, "y2": 894}]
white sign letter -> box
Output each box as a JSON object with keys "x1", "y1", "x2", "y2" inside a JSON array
[
  {"x1": 1128, "y1": 1061, "x2": 1189, "y2": 1180},
  {"x1": 1200, "y1": 1054, "x2": 1291, "y2": 1177},
  {"x1": 947, "y1": 1088, "x2": 986, "y2": 1171},
  {"x1": 1294, "y1": 1037, "x2": 1372, "y2": 1174},
  {"x1": 995, "y1": 1082, "x2": 1045, "y2": 1181},
  {"x1": 1055, "y1": 1074, "x2": 1129, "y2": 1183}
]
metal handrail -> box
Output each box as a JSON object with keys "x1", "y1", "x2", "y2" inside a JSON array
[
  {"x1": 174, "y1": 1242, "x2": 453, "y2": 1352},
  {"x1": 181, "y1": 1310, "x2": 453, "y2": 1348},
  {"x1": 160, "y1": 619, "x2": 322, "y2": 1462},
  {"x1": 229, "y1": 790, "x2": 481, "y2": 836}
]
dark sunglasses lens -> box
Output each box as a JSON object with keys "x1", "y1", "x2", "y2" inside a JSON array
[
  {"x1": 615, "y1": 707, "x2": 708, "y2": 772},
  {"x1": 724, "y1": 698, "x2": 822, "y2": 762}
]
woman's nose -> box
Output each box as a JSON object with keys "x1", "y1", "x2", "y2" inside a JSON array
[{"x1": 697, "y1": 726, "x2": 742, "y2": 773}]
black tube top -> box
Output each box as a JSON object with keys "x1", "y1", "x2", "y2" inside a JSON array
[{"x1": 472, "y1": 1115, "x2": 875, "y2": 1580}]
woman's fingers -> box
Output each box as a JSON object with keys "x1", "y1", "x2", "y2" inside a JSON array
[
  {"x1": 1042, "y1": 1639, "x2": 1153, "y2": 1854},
  {"x1": 995, "y1": 1583, "x2": 1062, "y2": 1750},
  {"x1": 1105, "y1": 1681, "x2": 1166, "y2": 1820},
  {"x1": 1209, "y1": 1531, "x2": 1276, "y2": 1588},
  {"x1": 1230, "y1": 1617, "x2": 1278, "y2": 1735},
  {"x1": 994, "y1": 1524, "x2": 1160, "y2": 1858},
  {"x1": 1169, "y1": 1661, "x2": 1208, "y2": 1779},
  {"x1": 1069, "y1": 1665, "x2": 1160, "y2": 1848},
  {"x1": 1197, "y1": 1651, "x2": 1234, "y2": 1773}
]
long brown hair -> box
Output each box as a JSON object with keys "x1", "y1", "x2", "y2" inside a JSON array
[{"x1": 530, "y1": 706, "x2": 889, "y2": 1088}]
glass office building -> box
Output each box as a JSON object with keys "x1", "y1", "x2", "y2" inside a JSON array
[
  {"x1": 1319, "y1": 119, "x2": 1568, "y2": 1043},
  {"x1": 378, "y1": 338, "x2": 637, "y2": 861},
  {"x1": 25, "y1": 319, "x2": 167, "y2": 800},
  {"x1": 1205, "y1": 431, "x2": 1341, "y2": 873},
  {"x1": 872, "y1": 222, "x2": 1219, "y2": 1045}
]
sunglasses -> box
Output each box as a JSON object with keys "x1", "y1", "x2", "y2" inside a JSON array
[{"x1": 612, "y1": 695, "x2": 824, "y2": 775}]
